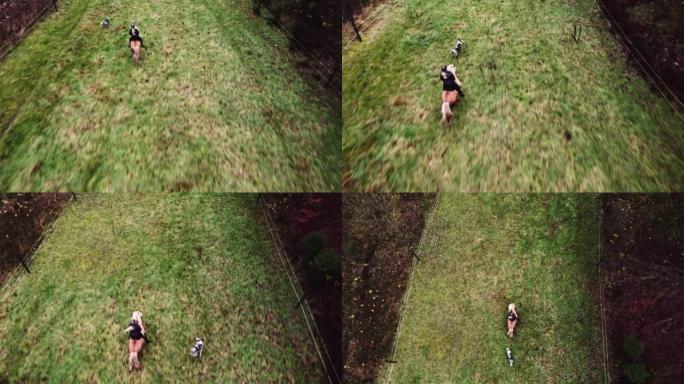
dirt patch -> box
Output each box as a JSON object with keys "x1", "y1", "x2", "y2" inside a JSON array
[
  {"x1": 260, "y1": 194, "x2": 342, "y2": 381},
  {"x1": 0, "y1": 193, "x2": 71, "y2": 286},
  {"x1": 599, "y1": 0, "x2": 684, "y2": 108},
  {"x1": 601, "y1": 194, "x2": 684, "y2": 383},
  {"x1": 342, "y1": 193, "x2": 435, "y2": 383}
]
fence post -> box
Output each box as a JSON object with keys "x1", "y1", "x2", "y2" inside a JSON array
[
  {"x1": 572, "y1": 22, "x2": 583, "y2": 42},
  {"x1": 17, "y1": 256, "x2": 30, "y2": 274},
  {"x1": 346, "y1": 5, "x2": 362, "y2": 42},
  {"x1": 294, "y1": 292, "x2": 308, "y2": 309}
]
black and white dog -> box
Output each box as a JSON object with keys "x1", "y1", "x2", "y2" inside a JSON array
[
  {"x1": 101, "y1": 17, "x2": 110, "y2": 28},
  {"x1": 506, "y1": 347, "x2": 514, "y2": 367},
  {"x1": 190, "y1": 337, "x2": 204, "y2": 358},
  {"x1": 451, "y1": 39, "x2": 464, "y2": 58}
]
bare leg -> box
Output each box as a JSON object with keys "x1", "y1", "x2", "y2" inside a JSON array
[
  {"x1": 130, "y1": 41, "x2": 142, "y2": 63},
  {"x1": 441, "y1": 92, "x2": 449, "y2": 123},
  {"x1": 128, "y1": 339, "x2": 136, "y2": 370},
  {"x1": 508, "y1": 319, "x2": 517, "y2": 337},
  {"x1": 134, "y1": 339, "x2": 144, "y2": 369}
]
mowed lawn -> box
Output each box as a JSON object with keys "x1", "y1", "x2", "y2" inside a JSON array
[
  {"x1": 0, "y1": 194, "x2": 323, "y2": 382},
  {"x1": 380, "y1": 194, "x2": 603, "y2": 383},
  {"x1": 0, "y1": 0, "x2": 340, "y2": 191},
  {"x1": 343, "y1": 0, "x2": 684, "y2": 191}
]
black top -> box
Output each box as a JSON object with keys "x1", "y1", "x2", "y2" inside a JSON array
[
  {"x1": 440, "y1": 68, "x2": 464, "y2": 97},
  {"x1": 441, "y1": 69, "x2": 457, "y2": 91},
  {"x1": 507, "y1": 311, "x2": 517, "y2": 321},
  {"x1": 128, "y1": 321, "x2": 143, "y2": 340},
  {"x1": 129, "y1": 27, "x2": 144, "y2": 45}
]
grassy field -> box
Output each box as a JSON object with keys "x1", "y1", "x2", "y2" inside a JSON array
[
  {"x1": 379, "y1": 194, "x2": 603, "y2": 383},
  {"x1": 343, "y1": 0, "x2": 684, "y2": 192},
  {"x1": 0, "y1": 0, "x2": 340, "y2": 191},
  {"x1": 0, "y1": 194, "x2": 323, "y2": 382}
]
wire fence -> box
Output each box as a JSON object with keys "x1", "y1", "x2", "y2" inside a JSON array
[
  {"x1": 592, "y1": 0, "x2": 684, "y2": 122},
  {"x1": 255, "y1": 4, "x2": 341, "y2": 95},
  {"x1": 384, "y1": 192, "x2": 440, "y2": 384},
  {"x1": 0, "y1": 193, "x2": 73, "y2": 300},
  {"x1": 597, "y1": 194, "x2": 611, "y2": 384},
  {"x1": 343, "y1": 0, "x2": 401, "y2": 48},
  {"x1": 258, "y1": 196, "x2": 341, "y2": 384},
  {"x1": 0, "y1": 0, "x2": 58, "y2": 60}
]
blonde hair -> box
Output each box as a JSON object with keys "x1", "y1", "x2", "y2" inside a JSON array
[
  {"x1": 131, "y1": 311, "x2": 143, "y2": 323},
  {"x1": 508, "y1": 303, "x2": 516, "y2": 312}
]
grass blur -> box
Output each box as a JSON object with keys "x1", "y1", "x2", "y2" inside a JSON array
[
  {"x1": 343, "y1": 0, "x2": 684, "y2": 191},
  {"x1": 0, "y1": 194, "x2": 323, "y2": 382},
  {"x1": 379, "y1": 194, "x2": 603, "y2": 383},
  {"x1": 0, "y1": 0, "x2": 340, "y2": 191}
]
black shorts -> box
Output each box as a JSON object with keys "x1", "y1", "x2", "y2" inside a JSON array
[{"x1": 443, "y1": 83, "x2": 458, "y2": 92}]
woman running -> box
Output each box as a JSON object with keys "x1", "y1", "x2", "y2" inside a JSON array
[
  {"x1": 124, "y1": 311, "x2": 146, "y2": 371},
  {"x1": 507, "y1": 303, "x2": 519, "y2": 338},
  {"x1": 440, "y1": 64, "x2": 464, "y2": 124},
  {"x1": 129, "y1": 24, "x2": 144, "y2": 63}
]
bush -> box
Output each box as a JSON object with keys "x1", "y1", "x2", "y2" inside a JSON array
[
  {"x1": 622, "y1": 335, "x2": 649, "y2": 384},
  {"x1": 299, "y1": 231, "x2": 340, "y2": 278},
  {"x1": 624, "y1": 363, "x2": 649, "y2": 384}
]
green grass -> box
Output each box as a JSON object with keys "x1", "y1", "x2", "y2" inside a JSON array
[
  {"x1": 0, "y1": 0, "x2": 340, "y2": 191},
  {"x1": 0, "y1": 194, "x2": 323, "y2": 382},
  {"x1": 343, "y1": 0, "x2": 684, "y2": 192},
  {"x1": 379, "y1": 194, "x2": 603, "y2": 383}
]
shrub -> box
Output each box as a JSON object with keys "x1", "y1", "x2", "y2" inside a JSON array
[{"x1": 622, "y1": 335, "x2": 649, "y2": 384}]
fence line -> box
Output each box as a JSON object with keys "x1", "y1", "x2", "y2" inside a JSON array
[
  {"x1": 0, "y1": 1, "x2": 58, "y2": 59},
  {"x1": 0, "y1": 193, "x2": 73, "y2": 302},
  {"x1": 258, "y1": 197, "x2": 341, "y2": 384},
  {"x1": 385, "y1": 193, "x2": 440, "y2": 384},
  {"x1": 597, "y1": 195, "x2": 611, "y2": 384},
  {"x1": 256, "y1": 5, "x2": 342, "y2": 94},
  {"x1": 592, "y1": 0, "x2": 684, "y2": 121},
  {"x1": 343, "y1": 0, "x2": 401, "y2": 48}
]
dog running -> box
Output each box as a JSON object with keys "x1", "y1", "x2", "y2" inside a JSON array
[
  {"x1": 506, "y1": 347, "x2": 514, "y2": 367},
  {"x1": 451, "y1": 39, "x2": 463, "y2": 58},
  {"x1": 190, "y1": 337, "x2": 204, "y2": 358}
]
